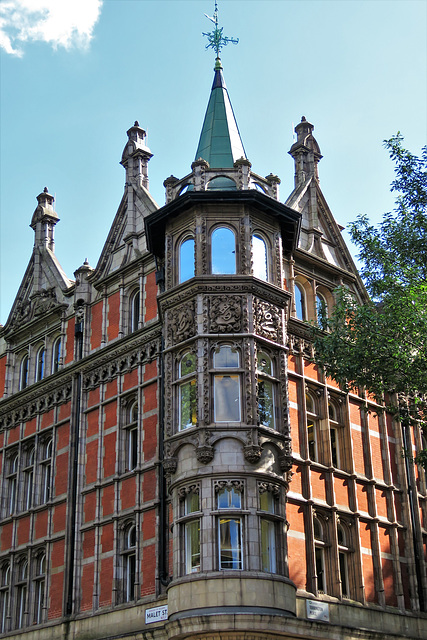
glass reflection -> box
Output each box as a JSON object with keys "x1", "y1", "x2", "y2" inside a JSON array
[
  {"x1": 212, "y1": 227, "x2": 236, "y2": 274},
  {"x1": 180, "y1": 238, "x2": 195, "y2": 283}
]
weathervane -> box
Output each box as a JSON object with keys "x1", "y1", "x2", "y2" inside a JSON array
[{"x1": 203, "y1": 1, "x2": 239, "y2": 59}]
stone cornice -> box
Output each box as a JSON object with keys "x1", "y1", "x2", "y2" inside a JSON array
[{"x1": 158, "y1": 276, "x2": 292, "y2": 312}]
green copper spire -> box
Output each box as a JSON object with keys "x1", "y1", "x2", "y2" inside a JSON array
[{"x1": 195, "y1": 2, "x2": 246, "y2": 168}]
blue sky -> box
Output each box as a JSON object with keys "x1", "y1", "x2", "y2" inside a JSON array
[{"x1": 1, "y1": 0, "x2": 426, "y2": 323}]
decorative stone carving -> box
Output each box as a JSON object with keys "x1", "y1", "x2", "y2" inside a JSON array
[
  {"x1": 196, "y1": 444, "x2": 214, "y2": 464},
  {"x1": 258, "y1": 481, "x2": 281, "y2": 498},
  {"x1": 214, "y1": 479, "x2": 244, "y2": 494},
  {"x1": 244, "y1": 444, "x2": 262, "y2": 464},
  {"x1": 209, "y1": 297, "x2": 242, "y2": 333},
  {"x1": 163, "y1": 456, "x2": 178, "y2": 476},
  {"x1": 255, "y1": 299, "x2": 281, "y2": 342},
  {"x1": 168, "y1": 300, "x2": 195, "y2": 344},
  {"x1": 178, "y1": 483, "x2": 200, "y2": 499}
]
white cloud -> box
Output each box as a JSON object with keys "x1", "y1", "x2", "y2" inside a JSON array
[{"x1": 0, "y1": 0, "x2": 103, "y2": 57}]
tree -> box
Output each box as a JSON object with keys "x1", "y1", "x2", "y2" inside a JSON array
[{"x1": 312, "y1": 135, "x2": 427, "y2": 466}]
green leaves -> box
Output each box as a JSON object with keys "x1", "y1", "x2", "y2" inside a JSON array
[{"x1": 312, "y1": 136, "x2": 427, "y2": 465}]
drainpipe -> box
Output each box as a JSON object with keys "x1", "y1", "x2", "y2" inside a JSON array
[
  {"x1": 156, "y1": 265, "x2": 170, "y2": 587},
  {"x1": 65, "y1": 316, "x2": 83, "y2": 615}
]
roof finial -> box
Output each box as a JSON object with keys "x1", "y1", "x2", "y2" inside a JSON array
[{"x1": 203, "y1": 1, "x2": 238, "y2": 61}]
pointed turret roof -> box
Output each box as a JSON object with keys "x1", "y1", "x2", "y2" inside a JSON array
[{"x1": 195, "y1": 58, "x2": 246, "y2": 168}]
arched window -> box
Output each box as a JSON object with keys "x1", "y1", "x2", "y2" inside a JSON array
[
  {"x1": 213, "y1": 346, "x2": 241, "y2": 422},
  {"x1": 178, "y1": 352, "x2": 197, "y2": 430},
  {"x1": 257, "y1": 351, "x2": 275, "y2": 429},
  {"x1": 295, "y1": 283, "x2": 306, "y2": 321},
  {"x1": 15, "y1": 558, "x2": 28, "y2": 628},
  {"x1": 0, "y1": 563, "x2": 10, "y2": 633},
  {"x1": 182, "y1": 489, "x2": 201, "y2": 574},
  {"x1": 259, "y1": 486, "x2": 277, "y2": 573},
  {"x1": 179, "y1": 237, "x2": 195, "y2": 283},
  {"x1": 217, "y1": 484, "x2": 243, "y2": 570},
  {"x1": 252, "y1": 234, "x2": 268, "y2": 281},
  {"x1": 122, "y1": 524, "x2": 136, "y2": 602},
  {"x1": 33, "y1": 552, "x2": 46, "y2": 625},
  {"x1": 316, "y1": 292, "x2": 328, "y2": 330},
  {"x1": 129, "y1": 290, "x2": 140, "y2": 333},
  {"x1": 52, "y1": 337, "x2": 61, "y2": 373},
  {"x1": 19, "y1": 355, "x2": 29, "y2": 390},
  {"x1": 337, "y1": 522, "x2": 350, "y2": 598},
  {"x1": 6, "y1": 452, "x2": 18, "y2": 515},
  {"x1": 35, "y1": 347, "x2": 45, "y2": 382},
  {"x1": 328, "y1": 400, "x2": 341, "y2": 468},
  {"x1": 24, "y1": 447, "x2": 35, "y2": 511},
  {"x1": 40, "y1": 439, "x2": 52, "y2": 504},
  {"x1": 306, "y1": 391, "x2": 319, "y2": 462},
  {"x1": 125, "y1": 400, "x2": 138, "y2": 471},
  {"x1": 211, "y1": 227, "x2": 236, "y2": 275},
  {"x1": 313, "y1": 516, "x2": 327, "y2": 594}
]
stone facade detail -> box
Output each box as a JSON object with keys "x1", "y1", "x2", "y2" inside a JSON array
[
  {"x1": 209, "y1": 296, "x2": 242, "y2": 333},
  {"x1": 168, "y1": 300, "x2": 196, "y2": 344},
  {"x1": 254, "y1": 299, "x2": 282, "y2": 342}
]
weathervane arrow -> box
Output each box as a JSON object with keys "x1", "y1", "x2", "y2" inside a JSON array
[{"x1": 202, "y1": 1, "x2": 239, "y2": 59}]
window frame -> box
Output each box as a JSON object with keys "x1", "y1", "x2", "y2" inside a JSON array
[
  {"x1": 252, "y1": 233, "x2": 269, "y2": 282},
  {"x1": 258, "y1": 485, "x2": 279, "y2": 574},
  {"x1": 39, "y1": 438, "x2": 53, "y2": 505},
  {"x1": 177, "y1": 351, "x2": 197, "y2": 431},
  {"x1": 129, "y1": 289, "x2": 141, "y2": 333},
  {"x1": 51, "y1": 337, "x2": 61, "y2": 374},
  {"x1": 313, "y1": 515, "x2": 328, "y2": 595},
  {"x1": 294, "y1": 282, "x2": 307, "y2": 321},
  {"x1": 32, "y1": 551, "x2": 46, "y2": 625},
  {"x1": 35, "y1": 346, "x2": 45, "y2": 382},
  {"x1": 15, "y1": 557, "x2": 28, "y2": 629},
  {"x1": 179, "y1": 236, "x2": 195, "y2": 283},
  {"x1": 5, "y1": 451, "x2": 19, "y2": 516},
  {"x1": 306, "y1": 390, "x2": 320, "y2": 462},
  {"x1": 256, "y1": 350, "x2": 277, "y2": 430},
  {"x1": 123, "y1": 398, "x2": 138, "y2": 472},
  {"x1": 211, "y1": 226, "x2": 237, "y2": 275},
  {"x1": 0, "y1": 563, "x2": 10, "y2": 634},
  {"x1": 216, "y1": 482, "x2": 244, "y2": 571},
  {"x1": 212, "y1": 345, "x2": 242, "y2": 424},
  {"x1": 19, "y1": 354, "x2": 29, "y2": 391},
  {"x1": 121, "y1": 523, "x2": 137, "y2": 603}
]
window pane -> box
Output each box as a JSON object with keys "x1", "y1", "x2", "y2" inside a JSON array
[
  {"x1": 252, "y1": 235, "x2": 267, "y2": 281},
  {"x1": 307, "y1": 419, "x2": 317, "y2": 461},
  {"x1": 217, "y1": 487, "x2": 241, "y2": 509},
  {"x1": 316, "y1": 293, "x2": 328, "y2": 330},
  {"x1": 259, "y1": 490, "x2": 275, "y2": 513},
  {"x1": 315, "y1": 547, "x2": 325, "y2": 593},
  {"x1": 339, "y1": 551, "x2": 349, "y2": 597},
  {"x1": 330, "y1": 427, "x2": 339, "y2": 467},
  {"x1": 212, "y1": 227, "x2": 236, "y2": 275},
  {"x1": 179, "y1": 380, "x2": 197, "y2": 429},
  {"x1": 214, "y1": 375, "x2": 240, "y2": 422},
  {"x1": 36, "y1": 349, "x2": 45, "y2": 381},
  {"x1": 185, "y1": 492, "x2": 200, "y2": 514},
  {"x1": 258, "y1": 379, "x2": 274, "y2": 429},
  {"x1": 185, "y1": 520, "x2": 200, "y2": 573},
  {"x1": 219, "y1": 517, "x2": 242, "y2": 569},
  {"x1": 180, "y1": 238, "x2": 195, "y2": 283},
  {"x1": 261, "y1": 519, "x2": 276, "y2": 572},
  {"x1": 180, "y1": 353, "x2": 196, "y2": 376},
  {"x1": 257, "y1": 352, "x2": 272, "y2": 376},
  {"x1": 295, "y1": 284, "x2": 306, "y2": 321},
  {"x1": 20, "y1": 356, "x2": 29, "y2": 390},
  {"x1": 125, "y1": 553, "x2": 136, "y2": 601},
  {"x1": 130, "y1": 291, "x2": 140, "y2": 332},
  {"x1": 128, "y1": 427, "x2": 137, "y2": 470},
  {"x1": 52, "y1": 338, "x2": 61, "y2": 373},
  {"x1": 213, "y1": 346, "x2": 239, "y2": 368}
]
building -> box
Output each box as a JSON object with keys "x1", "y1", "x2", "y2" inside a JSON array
[{"x1": 0, "y1": 16, "x2": 426, "y2": 640}]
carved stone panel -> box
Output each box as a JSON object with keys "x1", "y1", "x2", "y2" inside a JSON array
[
  {"x1": 209, "y1": 296, "x2": 242, "y2": 333},
  {"x1": 168, "y1": 300, "x2": 196, "y2": 345},
  {"x1": 254, "y1": 299, "x2": 282, "y2": 343}
]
